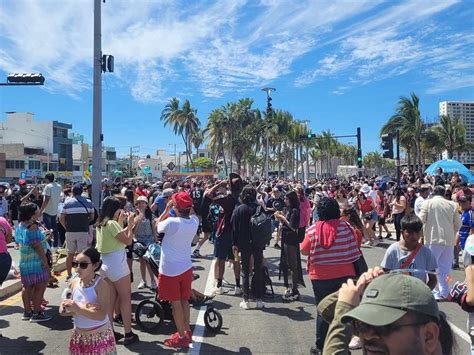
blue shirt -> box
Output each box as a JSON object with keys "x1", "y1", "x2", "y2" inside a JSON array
[
  {"x1": 153, "y1": 196, "x2": 167, "y2": 217},
  {"x1": 459, "y1": 209, "x2": 473, "y2": 250}
]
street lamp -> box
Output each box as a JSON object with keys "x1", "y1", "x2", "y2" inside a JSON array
[
  {"x1": 0, "y1": 73, "x2": 45, "y2": 86},
  {"x1": 261, "y1": 87, "x2": 276, "y2": 179}
]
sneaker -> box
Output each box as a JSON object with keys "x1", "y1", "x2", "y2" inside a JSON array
[
  {"x1": 284, "y1": 288, "x2": 292, "y2": 297},
  {"x1": 212, "y1": 286, "x2": 224, "y2": 295},
  {"x1": 137, "y1": 280, "x2": 147, "y2": 289},
  {"x1": 185, "y1": 330, "x2": 193, "y2": 343},
  {"x1": 349, "y1": 336, "x2": 362, "y2": 350},
  {"x1": 164, "y1": 332, "x2": 189, "y2": 348},
  {"x1": 22, "y1": 312, "x2": 33, "y2": 321},
  {"x1": 150, "y1": 280, "x2": 157, "y2": 291},
  {"x1": 290, "y1": 290, "x2": 300, "y2": 301},
  {"x1": 192, "y1": 249, "x2": 201, "y2": 258},
  {"x1": 310, "y1": 345, "x2": 322, "y2": 355},
  {"x1": 362, "y1": 241, "x2": 372, "y2": 248},
  {"x1": 233, "y1": 286, "x2": 243, "y2": 296},
  {"x1": 255, "y1": 299, "x2": 265, "y2": 309},
  {"x1": 371, "y1": 239, "x2": 379, "y2": 246},
  {"x1": 114, "y1": 314, "x2": 123, "y2": 324},
  {"x1": 240, "y1": 300, "x2": 251, "y2": 309},
  {"x1": 30, "y1": 312, "x2": 52, "y2": 323},
  {"x1": 385, "y1": 233, "x2": 392, "y2": 239},
  {"x1": 123, "y1": 332, "x2": 139, "y2": 345},
  {"x1": 65, "y1": 274, "x2": 72, "y2": 282}
]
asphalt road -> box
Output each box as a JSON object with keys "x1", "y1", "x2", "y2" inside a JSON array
[{"x1": 0, "y1": 231, "x2": 471, "y2": 354}]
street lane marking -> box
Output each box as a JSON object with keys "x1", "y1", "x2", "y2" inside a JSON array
[
  {"x1": 188, "y1": 259, "x2": 215, "y2": 354},
  {"x1": 448, "y1": 319, "x2": 470, "y2": 344},
  {"x1": 0, "y1": 270, "x2": 68, "y2": 310}
]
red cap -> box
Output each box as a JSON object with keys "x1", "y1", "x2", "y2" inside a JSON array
[
  {"x1": 172, "y1": 191, "x2": 193, "y2": 209},
  {"x1": 19, "y1": 179, "x2": 26, "y2": 186}
]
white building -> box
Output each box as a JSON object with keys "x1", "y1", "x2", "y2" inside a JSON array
[{"x1": 439, "y1": 101, "x2": 474, "y2": 164}]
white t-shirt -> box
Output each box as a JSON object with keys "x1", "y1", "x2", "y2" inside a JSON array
[
  {"x1": 157, "y1": 215, "x2": 199, "y2": 276},
  {"x1": 43, "y1": 182, "x2": 62, "y2": 216},
  {"x1": 414, "y1": 196, "x2": 426, "y2": 217}
]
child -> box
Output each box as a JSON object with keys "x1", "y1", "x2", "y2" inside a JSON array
[
  {"x1": 381, "y1": 214, "x2": 437, "y2": 289},
  {"x1": 60, "y1": 247, "x2": 116, "y2": 355}
]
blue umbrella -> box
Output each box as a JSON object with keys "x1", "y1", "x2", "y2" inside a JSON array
[{"x1": 425, "y1": 159, "x2": 474, "y2": 183}]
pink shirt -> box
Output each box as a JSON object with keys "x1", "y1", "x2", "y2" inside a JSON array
[
  {"x1": 0, "y1": 217, "x2": 12, "y2": 253},
  {"x1": 299, "y1": 198, "x2": 312, "y2": 228}
]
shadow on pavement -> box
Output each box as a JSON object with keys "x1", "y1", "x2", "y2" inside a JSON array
[
  {"x1": 0, "y1": 335, "x2": 46, "y2": 353},
  {"x1": 262, "y1": 305, "x2": 314, "y2": 321},
  {"x1": 0, "y1": 305, "x2": 23, "y2": 317},
  {"x1": 198, "y1": 344, "x2": 252, "y2": 354}
]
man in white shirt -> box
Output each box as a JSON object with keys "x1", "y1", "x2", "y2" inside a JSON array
[
  {"x1": 419, "y1": 185, "x2": 461, "y2": 300},
  {"x1": 40, "y1": 173, "x2": 62, "y2": 250},
  {"x1": 414, "y1": 184, "x2": 430, "y2": 217},
  {"x1": 157, "y1": 191, "x2": 198, "y2": 349}
]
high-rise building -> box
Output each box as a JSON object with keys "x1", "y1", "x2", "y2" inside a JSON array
[{"x1": 439, "y1": 101, "x2": 474, "y2": 165}]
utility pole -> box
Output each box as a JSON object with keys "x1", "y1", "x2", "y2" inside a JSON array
[
  {"x1": 396, "y1": 129, "x2": 401, "y2": 185},
  {"x1": 91, "y1": 0, "x2": 103, "y2": 207},
  {"x1": 261, "y1": 87, "x2": 276, "y2": 180},
  {"x1": 357, "y1": 127, "x2": 362, "y2": 177},
  {"x1": 129, "y1": 145, "x2": 139, "y2": 177}
]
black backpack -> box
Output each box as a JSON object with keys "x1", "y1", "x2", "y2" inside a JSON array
[{"x1": 250, "y1": 205, "x2": 273, "y2": 248}]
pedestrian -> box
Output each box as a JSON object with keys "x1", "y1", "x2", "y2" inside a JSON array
[
  {"x1": 301, "y1": 197, "x2": 361, "y2": 354},
  {"x1": 381, "y1": 214, "x2": 438, "y2": 289},
  {"x1": 454, "y1": 194, "x2": 474, "y2": 269},
  {"x1": 275, "y1": 190, "x2": 304, "y2": 301},
  {"x1": 319, "y1": 269, "x2": 453, "y2": 354},
  {"x1": 156, "y1": 191, "x2": 199, "y2": 349},
  {"x1": 375, "y1": 187, "x2": 391, "y2": 239},
  {"x1": 390, "y1": 186, "x2": 407, "y2": 242},
  {"x1": 356, "y1": 188, "x2": 378, "y2": 246},
  {"x1": 151, "y1": 188, "x2": 174, "y2": 217},
  {"x1": 0, "y1": 185, "x2": 9, "y2": 218},
  {"x1": 133, "y1": 195, "x2": 157, "y2": 290},
  {"x1": 0, "y1": 214, "x2": 13, "y2": 287},
  {"x1": 60, "y1": 247, "x2": 116, "y2": 355},
  {"x1": 208, "y1": 175, "x2": 243, "y2": 296},
  {"x1": 414, "y1": 184, "x2": 431, "y2": 217},
  {"x1": 265, "y1": 187, "x2": 285, "y2": 249},
  {"x1": 59, "y1": 184, "x2": 95, "y2": 281},
  {"x1": 16, "y1": 203, "x2": 51, "y2": 322},
  {"x1": 39, "y1": 173, "x2": 62, "y2": 252},
  {"x1": 419, "y1": 185, "x2": 461, "y2": 301},
  {"x1": 96, "y1": 196, "x2": 139, "y2": 345},
  {"x1": 231, "y1": 185, "x2": 265, "y2": 310}
]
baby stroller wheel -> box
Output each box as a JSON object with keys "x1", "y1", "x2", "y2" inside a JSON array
[
  {"x1": 135, "y1": 300, "x2": 164, "y2": 332},
  {"x1": 204, "y1": 306, "x2": 222, "y2": 332}
]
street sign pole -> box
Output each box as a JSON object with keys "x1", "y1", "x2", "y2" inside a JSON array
[
  {"x1": 92, "y1": 0, "x2": 103, "y2": 208},
  {"x1": 396, "y1": 129, "x2": 400, "y2": 185}
]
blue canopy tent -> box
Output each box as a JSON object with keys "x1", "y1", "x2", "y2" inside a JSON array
[{"x1": 425, "y1": 159, "x2": 474, "y2": 183}]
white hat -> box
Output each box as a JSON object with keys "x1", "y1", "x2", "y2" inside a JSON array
[
  {"x1": 360, "y1": 184, "x2": 371, "y2": 194},
  {"x1": 136, "y1": 196, "x2": 148, "y2": 203}
]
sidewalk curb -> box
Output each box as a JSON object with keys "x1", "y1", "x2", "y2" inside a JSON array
[{"x1": 0, "y1": 257, "x2": 67, "y2": 300}]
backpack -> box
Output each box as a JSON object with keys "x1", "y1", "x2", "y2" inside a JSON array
[
  {"x1": 250, "y1": 205, "x2": 273, "y2": 248},
  {"x1": 251, "y1": 265, "x2": 274, "y2": 298}
]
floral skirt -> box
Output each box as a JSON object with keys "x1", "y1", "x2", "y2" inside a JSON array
[{"x1": 70, "y1": 323, "x2": 117, "y2": 355}]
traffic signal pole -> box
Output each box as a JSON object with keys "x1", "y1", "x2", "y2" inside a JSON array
[
  {"x1": 396, "y1": 129, "x2": 400, "y2": 185},
  {"x1": 92, "y1": 0, "x2": 103, "y2": 208},
  {"x1": 357, "y1": 127, "x2": 362, "y2": 177}
]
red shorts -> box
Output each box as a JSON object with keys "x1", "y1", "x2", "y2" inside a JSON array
[{"x1": 158, "y1": 268, "x2": 193, "y2": 301}]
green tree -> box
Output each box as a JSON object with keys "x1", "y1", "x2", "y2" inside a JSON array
[{"x1": 430, "y1": 114, "x2": 471, "y2": 159}]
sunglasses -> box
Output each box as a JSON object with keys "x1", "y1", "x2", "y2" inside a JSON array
[
  {"x1": 72, "y1": 261, "x2": 92, "y2": 269},
  {"x1": 353, "y1": 320, "x2": 428, "y2": 337}
]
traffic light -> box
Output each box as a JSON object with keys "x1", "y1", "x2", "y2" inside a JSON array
[
  {"x1": 101, "y1": 55, "x2": 114, "y2": 73},
  {"x1": 357, "y1": 149, "x2": 363, "y2": 168},
  {"x1": 300, "y1": 133, "x2": 316, "y2": 140},
  {"x1": 381, "y1": 134, "x2": 394, "y2": 159},
  {"x1": 7, "y1": 73, "x2": 45, "y2": 85}
]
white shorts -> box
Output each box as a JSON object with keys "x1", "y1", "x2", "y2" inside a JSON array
[
  {"x1": 100, "y1": 249, "x2": 130, "y2": 282},
  {"x1": 66, "y1": 232, "x2": 89, "y2": 254}
]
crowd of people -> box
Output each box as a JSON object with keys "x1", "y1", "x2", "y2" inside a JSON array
[{"x1": 0, "y1": 166, "x2": 474, "y2": 353}]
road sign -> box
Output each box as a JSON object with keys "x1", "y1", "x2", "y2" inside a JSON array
[
  {"x1": 167, "y1": 162, "x2": 176, "y2": 171},
  {"x1": 20, "y1": 171, "x2": 26, "y2": 179}
]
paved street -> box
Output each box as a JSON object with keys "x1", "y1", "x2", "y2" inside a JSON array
[{"x1": 0, "y1": 233, "x2": 471, "y2": 354}]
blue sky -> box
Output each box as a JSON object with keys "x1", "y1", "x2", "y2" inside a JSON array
[{"x1": 0, "y1": 0, "x2": 473, "y2": 158}]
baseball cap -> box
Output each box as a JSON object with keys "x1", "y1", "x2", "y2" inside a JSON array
[
  {"x1": 162, "y1": 188, "x2": 174, "y2": 198},
  {"x1": 341, "y1": 273, "x2": 439, "y2": 326},
  {"x1": 136, "y1": 196, "x2": 148, "y2": 203},
  {"x1": 19, "y1": 179, "x2": 27, "y2": 186},
  {"x1": 172, "y1": 191, "x2": 193, "y2": 209}
]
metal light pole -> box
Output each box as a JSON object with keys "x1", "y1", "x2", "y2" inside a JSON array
[
  {"x1": 92, "y1": 0, "x2": 103, "y2": 207},
  {"x1": 261, "y1": 87, "x2": 276, "y2": 179}
]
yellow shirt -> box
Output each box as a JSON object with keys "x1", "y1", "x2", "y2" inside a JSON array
[{"x1": 96, "y1": 220, "x2": 125, "y2": 254}]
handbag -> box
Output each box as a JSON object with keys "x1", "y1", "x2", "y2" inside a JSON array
[{"x1": 342, "y1": 221, "x2": 368, "y2": 278}]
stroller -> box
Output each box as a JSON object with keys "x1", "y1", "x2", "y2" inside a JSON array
[{"x1": 133, "y1": 242, "x2": 223, "y2": 333}]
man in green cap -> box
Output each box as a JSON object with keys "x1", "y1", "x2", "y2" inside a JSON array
[{"x1": 319, "y1": 268, "x2": 454, "y2": 354}]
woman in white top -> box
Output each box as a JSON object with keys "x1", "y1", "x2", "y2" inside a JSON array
[{"x1": 60, "y1": 247, "x2": 116, "y2": 355}]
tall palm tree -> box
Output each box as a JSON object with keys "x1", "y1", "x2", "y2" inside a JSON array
[
  {"x1": 381, "y1": 92, "x2": 423, "y2": 171},
  {"x1": 431, "y1": 114, "x2": 471, "y2": 159},
  {"x1": 205, "y1": 108, "x2": 228, "y2": 174},
  {"x1": 161, "y1": 98, "x2": 200, "y2": 167}
]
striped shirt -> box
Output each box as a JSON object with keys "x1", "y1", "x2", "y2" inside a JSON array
[{"x1": 62, "y1": 196, "x2": 94, "y2": 232}]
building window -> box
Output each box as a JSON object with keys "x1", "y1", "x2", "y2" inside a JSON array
[
  {"x1": 53, "y1": 127, "x2": 68, "y2": 138},
  {"x1": 73, "y1": 165, "x2": 81, "y2": 171},
  {"x1": 6, "y1": 160, "x2": 25, "y2": 169},
  {"x1": 29, "y1": 160, "x2": 41, "y2": 170},
  {"x1": 59, "y1": 144, "x2": 68, "y2": 158}
]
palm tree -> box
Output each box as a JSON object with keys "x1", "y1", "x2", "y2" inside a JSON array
[
  {"x1": 205, "y1": 108, "x2": 228, "y2": 174},
  {"x1": 191, "y1": 129, "x2": 204, "y2": 158},
  {"x1": 161, "y1": 98, "x2": 200, "y2": 167},
  {"x1": 381, "y1": 92, "x2": 423, "y2": 171},
  {"x1": 430, "y1": 114, "x2": 471, "y2": 159}
]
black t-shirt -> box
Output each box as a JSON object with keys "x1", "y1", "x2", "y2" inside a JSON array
[
  {"x1": 190, "y1": 188, "x2": 204, "y2": 214},
  {"x1": 231, "y1": 202, "x2": 258, "y2": 249},
  {"x1": 8, "y1": 195, "x2": 20, "y2": 220},
  {"x1": 266, "y1": 197, "x2": 285, "y2": 215},
  {"x1": 281, "y1": 207, "x2": 300, "y2": 246},
  {"x1": 215, "y1": 194, "x2": 239, "y2": 238}
]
